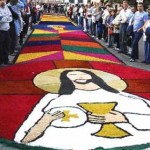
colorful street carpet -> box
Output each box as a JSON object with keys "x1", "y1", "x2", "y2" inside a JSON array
[{"x1": 0, "y1": 15, "x2": 150, "y2": 150}]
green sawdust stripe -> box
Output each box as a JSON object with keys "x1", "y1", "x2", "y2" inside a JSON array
[
  {"x1": 63, "y1": 45, "x2": 109, "y2": 54},
  {"x1": 0, "y1": 139, "x2": 150, "y2": 150},
  {"x1": 31, "y1": 34, "x2": 58, "y2": 37},
  {"x1": 96, "y1": 143, "x2": 150, "y2": 150}
]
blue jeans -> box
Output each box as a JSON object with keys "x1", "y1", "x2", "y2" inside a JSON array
[
  {"x1": 92, "y1": 22, "x2": 96, "y2": 36},
  {"x1": 144, "y1": 41, "x2": 150, "y2": 63},
  {"x1": 131, "y1": 31, "x2": 143, "y2": 59},
  {"x1": 79, "y1": 16, "x2": 83, "y2": 27},
  {"x1": 119, "y1": 23, "x2": 128, "y2": 53},
  {"x1": 87, "y1": 19, "x2": 92, "y2": 35},
  {"x1": 108, "y1": 34, "x2": 114, "y2": 47}
]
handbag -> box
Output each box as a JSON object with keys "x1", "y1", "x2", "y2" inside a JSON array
[{"x1": 108, "y1": 28, "x2": 113, "y2": 35}]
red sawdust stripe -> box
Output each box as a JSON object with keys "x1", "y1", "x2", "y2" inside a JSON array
[
  {"x1": 0, "y1": 95, "x2": 43, "y2": 140},
  {"x1": 61, "y1": 40, "x2": 103, "y2": 48},
  {"x1": 0, "y1": 80, "x2": 46, "y2": 94},
  {"x1": 124, "y1": 79, "x2": 150, "y2": 93},
  {"x1": 28, "y1": 36, "x2": 60, "y2": 42},
  {"x1": 21, "y1": 45, "x2": 63, "y2": 54}
]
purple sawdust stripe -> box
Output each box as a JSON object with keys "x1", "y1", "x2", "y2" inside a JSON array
[{"x1": 21, "y1": 52, "x2": 64, "y2": 63}]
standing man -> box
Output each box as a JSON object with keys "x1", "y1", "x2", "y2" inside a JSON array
[
  {"x1": 0, "y1": 0, "x2": 12, "y2": 65},
  {"x1": 130, "y1": 3, "x2": 148, "y2": 62},
  {"x1": 118, "y1": 0, "x2": 131, "y2": 54}
]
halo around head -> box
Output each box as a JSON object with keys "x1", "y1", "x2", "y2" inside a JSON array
[{"x1": 33, "y1": 68, "x2": 127, "y2": 93}]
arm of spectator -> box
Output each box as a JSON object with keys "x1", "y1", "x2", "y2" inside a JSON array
[
  {"x1": 143, "y1": 21, "x2": 148, "y2": 32},
  {"x1": 8, "y1": 6, "x2": 19, "y2": 20},
  {"x1": 0, "y1": 7, "x2": 12, "y2": 23},
  {"x1": 0, "y1": 16, "x2": 12, "y2": 23}
]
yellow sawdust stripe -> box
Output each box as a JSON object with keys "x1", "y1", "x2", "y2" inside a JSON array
[
  {"x1": 17, "y1": 51, "x2": 58, "y2": 63},
  {"x1": 33, "y1": 29, "x2": 57, "y2": 34},
  {"x1": 63, "y1": 51, "x2": 121, "y2": 64}
]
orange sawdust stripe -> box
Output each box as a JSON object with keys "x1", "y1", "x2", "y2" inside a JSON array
[
  {"x1": 61, "y1": 40, "x2": 103, "y2": 48},
  {"x1": 29, "y1": 36, "x2": 60, "y2": 42}
]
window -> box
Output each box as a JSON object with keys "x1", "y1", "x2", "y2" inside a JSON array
[
  {"x1": 69, "y1": 0, "x2": 74, "y2": 3},
  {"x1": 78, "y1": 0, "x2": 83, "y2": 3}
]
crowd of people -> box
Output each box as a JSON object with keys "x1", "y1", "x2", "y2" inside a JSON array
[
  {"x1": 43, "y1": 3, "x2": 65, "y2": 14},
  {"x1": 63, "y1": 0, "x2": 150, "y2": 64},
  {"x1": 1, "y1": 0, "x2": 150, "y2": 66},
  {"x1": 0, "y1": 0, "x2": 44, "y2": 66}
]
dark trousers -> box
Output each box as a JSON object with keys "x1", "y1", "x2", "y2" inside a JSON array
[
  {"x1": 131, "y1": 31, "x2": 143, "y2": 59},
  {"x1": 0, "y1": 30, "x2": 10, "y2": 64},
  {"x1": 119, "y1": 23, "x2": 128, "y2": 54},
  {"x1": 103, "y1": 24, "x2": 108, "y2": 41},
  {"x1": 9, "y1": 27, "x2": 17, "y2": 54},
  {"x1": 114, "y1": 33, "x2": 120, "y2": 49},
  {"x1": 144, "y1": 41, "x2": 150, "y2": 63},
  {"x1": 19, "y1": 14, "x2": 29, "y2": 45},
  {"x1": 108, "y1": 34, "x2": 114, "y2": 47},
  {"x1": 92, "y1": 22, "x2": 96, "y2": 36}
]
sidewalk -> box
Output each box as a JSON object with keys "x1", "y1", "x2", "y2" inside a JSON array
[{"x1": 94, "y1": 37, "x2": 150, "y2": 71}]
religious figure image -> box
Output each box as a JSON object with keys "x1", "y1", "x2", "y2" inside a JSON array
[{"x1": 14, "y1": 68, "x2": 150, "y2": 150}]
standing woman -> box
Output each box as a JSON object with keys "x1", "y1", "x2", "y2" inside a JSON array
[{"x1": 143, "y1": 7, "x2": 150, "y2": 65}]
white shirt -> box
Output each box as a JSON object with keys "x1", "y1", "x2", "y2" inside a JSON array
[
  {"x1": 91, "y1": 6, "x2": 97, "y2": 23},
  {"x1": 102, "y1": 9, "x2": 109, "y2": 24},
  {"x1": 86, "y1": 7, "x2": 93, "y2": 19},
  {"x1": 120, "y1": 8, "x2": 131, "y2": 23},
  {"x1": 79, "y1": 7, "x2": 84, "y2": 17},
  {"x1": 0, "y1": 5, "x2": 12, "y2": 31}
]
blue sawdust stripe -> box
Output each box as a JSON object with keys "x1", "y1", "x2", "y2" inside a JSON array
[
  {"x1": 26, "y1": 40, "x2": 61, "y2": 46},
  {"x1": 39, "y1": 21, "x2": 73, "y2": 25}
]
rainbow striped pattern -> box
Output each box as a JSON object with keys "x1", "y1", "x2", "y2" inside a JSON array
[{"x1": 16, "y1": 15, "x2": 121, "y2": 64}]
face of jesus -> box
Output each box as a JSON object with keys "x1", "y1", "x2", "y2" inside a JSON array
[{"x1": 66, "y1": 71, "x2": 92, "y2": 84}]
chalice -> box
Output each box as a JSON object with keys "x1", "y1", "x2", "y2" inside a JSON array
[{"x1": 78, "y1": 102, "x2": 130, "y2": 138}]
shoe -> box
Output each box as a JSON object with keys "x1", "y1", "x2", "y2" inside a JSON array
[
  {"x1": 118, "y1": 50, "x2": 123, "y2": 53},
  {"x1": 141, "y1": 61, "x2": 146, "y2": 63},
  {"x1": 146, "y1": 62, "x2": 150, "y2": 65},
  {"x1": 0, "y1": 63, "x2": 8, "y2": 67},
  {"x1": 130, "y1": 58, "x2": 135, "y2": 62},
  {"x1": 115, "y1": 48, "x2": 120, "y2": 51}
]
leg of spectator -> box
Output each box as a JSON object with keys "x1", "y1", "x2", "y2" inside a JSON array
[
  {"x1": 131, "y1": 31, "x2": 143, "y2": 60},
  {"x1": 2, "y1": 31, "x2": 9, "y2": 64},
  {"x1": 146, "y1": 41, "x2": 150, "y2": 63},
  {"x1": 144, "y1": 41, "x2": 147, "y2": 62}
]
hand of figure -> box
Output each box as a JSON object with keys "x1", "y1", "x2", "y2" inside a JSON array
[
  {"x1": 44, "y1": 110, "x2": 65, "y2": 122},
  {"x1": 21, "y1": 111, "x2": 64, "y2": 144},
  {"x1": 87, "y1": 110, "x2": 128, "y2": 124}
]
